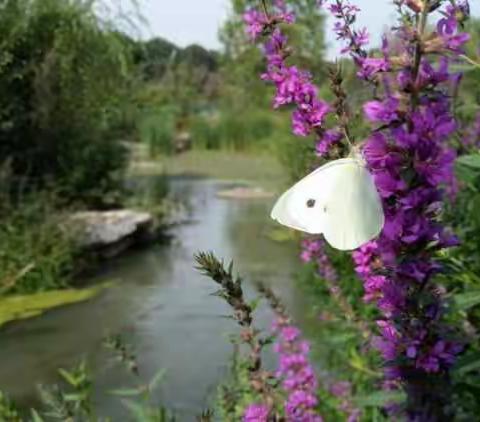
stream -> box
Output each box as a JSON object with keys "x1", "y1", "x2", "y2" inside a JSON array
[{"x1": 0, "y1": 176, "x2": 318, "y2": 420}]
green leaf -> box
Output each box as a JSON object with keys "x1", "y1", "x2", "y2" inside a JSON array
[
  {"x1": 58, "y1": 368, "x2": 78, "y2": 387},
  {"x1": 30, "y1": 409, "x2": 44, "y2": 422},
  {"x1": 454, "y1": 352, "x2": 480, "y2": 375},
  {"x1": 122, "y1": 399, "x2": 149, "y2": 422},
  {"x1": 248, "y1": 297, "x2": 262, "y2": 312},
  {"x1": 453, "y1": 290, "x2": 480, "y2": 311},
  {"x1": 457, "y1": 154, "x2": 480, "y2": 169},
  {"x1": 63, "y1": 393, "x2": 84, "y2": 402},
  {"x1": 353, "y1": 390, "x2": 406, "y2": 407},
  {"x1": 455, "y1": 155, "x2": 480, "y2": 184},
  {"x1": 110, "y1": 387, "x2": 143, "y2": 397},
  {"x1": 329, "y1": 332, "x2": 357, "y2": 344},
  {"x1": 148, "y1": 369, "x2": 167, "y2": 392},
  {"x1": 455, "y1": 163, "x2": 478, "y2": 184}
]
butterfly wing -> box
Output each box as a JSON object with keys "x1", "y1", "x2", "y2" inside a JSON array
[
  {"x1": 270, "y1": 159, "x2": 353, "y2": 235},
  {"x1": 270, "y1": 158, "x2": 384, "y2": 250},
  {"x1": 270, "y1": 187, "x2": 313, "y2": 232},
  {"x1": 322, "y1": 160, "x2": 384, "y2": 250}
]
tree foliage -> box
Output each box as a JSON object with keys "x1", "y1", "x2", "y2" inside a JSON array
[{"x1": 0, "y1": 0, "x2": 134, "y2": 205}]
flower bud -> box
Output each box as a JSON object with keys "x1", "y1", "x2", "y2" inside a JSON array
[{"x1": 405, "y1": 0, "x2": 424, "y2": 13}]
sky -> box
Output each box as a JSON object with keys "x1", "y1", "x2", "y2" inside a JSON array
[{"x1": 138, "y1": 0, "x2": 480, "y2": 59}]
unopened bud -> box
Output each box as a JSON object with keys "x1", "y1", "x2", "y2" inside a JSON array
[
  {"x1": 240, "y1": 328, "x2": 254, "y2": 342},
  {"x1": 405, "y1": 0, "x2": 424, "y2": 13}
]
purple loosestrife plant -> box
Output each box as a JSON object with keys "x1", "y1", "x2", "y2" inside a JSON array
[
  {"x1": 301, "y1": 239, "x2": 337, "y2": 282},
  {"x1": 301, "y1": 238, "x2": 372, "y2": 338},
  {"x1": 244, "y1": 1, "x2": 339, "y2": 156},
  {"x1": 257, "y1": 283, "x2": 324, "y2": 421},
  {"x1": 245, "y1": 0, "x2": 471, "y2": 420},
  {"x1": 272, "y1": 316, "x2": 323, "y2": 422},
  {"x1": 351, "y1": 1, "x2": 469, "y2": 419}
]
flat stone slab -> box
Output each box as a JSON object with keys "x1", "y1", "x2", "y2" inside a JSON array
[{"x1": 70, "y1": 210, "x2": 153, "y2": 249}]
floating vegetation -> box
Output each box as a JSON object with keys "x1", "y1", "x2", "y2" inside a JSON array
[{"x1": 0, "y1": 282, "x2": 113, "y2": 328}]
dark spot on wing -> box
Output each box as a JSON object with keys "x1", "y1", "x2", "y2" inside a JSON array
[{"x1": 306, "y1": 199, "x2": 316, "y2": 208}]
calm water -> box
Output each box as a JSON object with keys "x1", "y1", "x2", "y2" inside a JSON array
[{"x1": 0, "y1": 177, "x2": 316, "y2": 420}]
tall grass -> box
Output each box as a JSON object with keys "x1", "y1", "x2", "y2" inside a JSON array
[
  {"x1": 189, "y1": 116, "x2": 221, "y2": 149},
  {"x1": 0, "y1": 191, "x2": 77, "y2": 295},
  {"x1": 189, "y1": 109, "x2": 274, "y2": 151},
  {"x1": 137, "y1": 106, "x2": 176, "y2": 156}
]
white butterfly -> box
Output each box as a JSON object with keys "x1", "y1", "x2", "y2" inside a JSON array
[{"x1": 270, "y1": 154, "x2": 385, "y2": 251}]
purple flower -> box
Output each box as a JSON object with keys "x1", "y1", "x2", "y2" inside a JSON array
[
  {"x1": 432, "y1": 5, "x2": 471, "y2": 54},
  {"x1": 358, "y1": 57, "x2": 390, "y2": 79},
  {"x1": 301, "y1": 238, "x2": 338, "y2": 282},
  {"x1": 353, "y1": 28, "x2": 369, "y2": 49},
  {"x1": 315, "y1": 129, "x2": 343, "y2": 156},
  {"x1": 281, "y1": 326, "x2": 301, "y2": 342},
  {"x1": 372, "y1": 169, "x2": 406, "y2": 198},
  {"x1": 243, "y1": 1, "x2": 296, "y2": 40},
  {"x1": 243, "y1": 403, "x2": 270, "y2": 422},
  {"x1": 330, "y1": 381, "x2": 352, "y2": 398},
  {"x1": 243, "y1": 9, "x2": 267, "y2": 40},
  {"x1": 437, "y1": 14, "x2": 457, "y2": 37},
  {"x1": 273, "y1": 317, "x2": 322, "y2": 421},
  {"x1": 443, "y1": 33, "x2": 471, "y2": 53},
  {"x1": 328, "y1": 1, "x2": 368, "y2": 56},
  {"x1": 363, "y1": 98, "x2": 399, "y2": 124},
  {"x1": 347, "y1": 409, "x2": 362, "y2": 422},
  {"x1": 363, "y1": 133, "x2": 404, "y2": 168}
]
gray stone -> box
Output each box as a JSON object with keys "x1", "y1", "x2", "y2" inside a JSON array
[{"x1": 70, "y1": 210, "x2": 154, "y2": 257}]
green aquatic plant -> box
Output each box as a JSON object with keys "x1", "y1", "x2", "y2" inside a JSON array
[{"x1": 0, "y1": 283, "x2": 112, "y2": 328}]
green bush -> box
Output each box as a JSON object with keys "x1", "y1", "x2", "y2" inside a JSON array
[{"x1": 0, "y1": 0, "x2": 133, "y2": 205}]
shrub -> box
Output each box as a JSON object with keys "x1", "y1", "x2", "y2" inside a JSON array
[{"x1": 0, "y1": 0, "x2": 133, "y2": 205}]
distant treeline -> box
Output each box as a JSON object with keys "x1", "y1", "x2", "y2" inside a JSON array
[{"x1": 133, "y1": 37, "x2": 220, "y2": 79}]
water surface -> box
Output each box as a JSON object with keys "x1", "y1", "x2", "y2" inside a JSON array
[{"x1": 0, "y1": 177, "x2": 314, "y2": 420}]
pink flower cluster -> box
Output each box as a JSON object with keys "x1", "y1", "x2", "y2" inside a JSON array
[
  {"x1": 328, "y1": 0, "x2": 369, "y2": 56},
  {"x1": 244, "y1": 1, "x2": 337, "y2": 155},
  {"x1": 273, "y1": 317, "x2": 323, "y2": 422},
  {"x1": 329, "y1": 381, "x2": 361, "y2": 422},
  {"x1": 300, "y1": 239, "x2": 337, "y2": 282},
  {"x1": 243, "y1": 403, "x2": 270, "y2": 422}
]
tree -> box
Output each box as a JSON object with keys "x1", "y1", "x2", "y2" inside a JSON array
[{"x1": 0, "y1": 0, "x2": 134, "y2": 205}]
